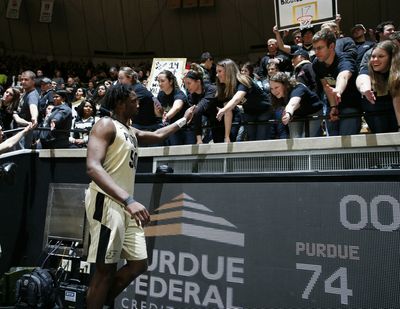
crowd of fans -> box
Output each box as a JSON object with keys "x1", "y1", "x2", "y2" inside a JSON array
[{"x1": 0, "y1": 16, "x2": 399, "y2": 152}]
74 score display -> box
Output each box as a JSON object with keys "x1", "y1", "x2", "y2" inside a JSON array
[{"x1": 295, "y1": 194, "x2": 400, "y2": 305}]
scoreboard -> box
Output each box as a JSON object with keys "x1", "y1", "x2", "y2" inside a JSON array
[{"x1": 116, "y1": 172, "x2": 400, "y2": 308}]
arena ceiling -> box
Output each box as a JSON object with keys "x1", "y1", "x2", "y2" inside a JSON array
[{"x1": 0, "y1": 0, "x2": 398, "y2": 64}]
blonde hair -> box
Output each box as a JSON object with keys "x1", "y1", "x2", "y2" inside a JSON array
[
  {"x1": 369, "y1": 40, "x2": 400, "y2": 97},
  {"x1": 321, "y1": 22, "x2": 340, "y2": 37},
  {"x1": 216, "y1": 59, "x2": 252, "y2": 101},
  {"x1": 119, "y1": 66, "x2": 138, "y2": 83}
]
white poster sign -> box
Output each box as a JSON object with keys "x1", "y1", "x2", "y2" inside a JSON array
[
  {"x1": 147, "y1": 58, "x2": 187, "y2": 96},
  {"x1": 6, "y1": 0, "x2": 22, "y2": 19},
  {"x1": 274, "y1": 0, "x2": 337, "y2": 31},
  {"x1": 39, "y1": 0, "x2": 54, "y2": 23}
]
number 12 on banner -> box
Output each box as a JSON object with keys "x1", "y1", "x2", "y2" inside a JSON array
[{"x1": 296, "y1": 263, "x2": 353, "y2": 305}]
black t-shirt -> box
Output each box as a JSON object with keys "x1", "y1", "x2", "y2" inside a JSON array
[
  {"x1": 157, "y1": 89, "x2": 189, "y2": 122},
  {"x1": 20, "y1": 89, "x2": 39, "y2": 121},
  {"x1": 294, "y1": 61, "x2": 317, "y2": 93},
  {"x1": 187, "y1": 84, "x2": 220, "y2": 135},
  {"x1": 312, "y1": 52, "x2": 361, "y2": 109},
  {"x1": 368, "y1": 71, "x2": 391, "y2": 100},
  {"x1": 289, "y1": 84, "x2": 323, "y2": 116},
  {"x1": 188, "y1": 84, "x2": 220, "y2": 115},
  {"x1": 259, "y1": 51, "x2": 292, "y2": 77},
  {"x1": 0, "y1": 105, "x2": 14, "y2": 130},
  {"x1": 236, "y1": 81, "x2": 271, "y2": 114},
  {"x1": 131, "y1": 83, "x2": 160, "y2": 126}
]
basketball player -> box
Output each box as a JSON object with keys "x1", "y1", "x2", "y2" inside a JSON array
[{"x1": 85, "y1": 83, "x2": 194, "y2": 308}]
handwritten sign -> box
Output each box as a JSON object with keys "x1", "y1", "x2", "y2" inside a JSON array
[{"x1": 147, "y1": 58, "x2": 187, "y2": 97}]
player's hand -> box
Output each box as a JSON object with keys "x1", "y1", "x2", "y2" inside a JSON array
[
  {"x1": 183, "y1": 105, "x2": 195, "y2": 124},
  {"x1": 23, "y1": 122, "x2": 34, "y2": 133},
  {"x1": 125, "y1": 201, "x2": 151, "y2": 226}
]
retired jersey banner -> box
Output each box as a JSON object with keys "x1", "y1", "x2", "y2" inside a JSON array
[
  {"x1": 39, "y1": 0, "x2": 54, "y2": 23},
  {"x1": 6, "y1": 0, "x2": 22, "y2": 19},
  {"x1": 274, "y1": 0, "x2": 337, "y2": 31}
]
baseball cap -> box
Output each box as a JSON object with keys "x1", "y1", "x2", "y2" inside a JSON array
[
  {"x1": 300, "y1": 26, "x2": 315, "y2": 37},
  {"x1": 200, "y1": 52, "x2": 213, "y2": 62},
  {"x1": 351, "y1": 24, "x2": 366, "y2": 33},
  {"x1": 291, "y1": 49, "x2": 310, "y2": 59},
  {"x1": 41, "y1": 77, "x2": 52, "y2": 84}
]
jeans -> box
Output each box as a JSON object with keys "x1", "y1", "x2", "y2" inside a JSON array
[
  {"x1": 326, "y1": 106, "x2": 361, "y2": 136},
  {"x1": 236, "y1": 109, "x2": 247, "y2": 142},
  {"x1": 289, "y1": 110, "x2": 323, "y2": 138},
  {"x1": 243, "y1": 110, "x2": 273, "y2": 141},
  {"x1": 167, "y1": 128, "x2": 196, "y2": 145},
  {"x1": 361, "y1": 97, "x2": 398, "y2": 133},
  {"x1": 271, "y1": 108, "x2": 289, "y2": 139},
  {"x1": 209, "y1": 108, "x2": 241, "y2": 143}
]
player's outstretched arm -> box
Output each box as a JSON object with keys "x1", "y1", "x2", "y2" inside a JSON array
[{"x1": 134, "y1": 105, "x2": 195, "y2": 145}]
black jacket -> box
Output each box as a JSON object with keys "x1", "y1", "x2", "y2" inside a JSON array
[{"x1": 40, "y1": 103, "x2": 72, "y2": 148}]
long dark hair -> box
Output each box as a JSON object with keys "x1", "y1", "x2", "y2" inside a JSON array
[
  {"x1": 216, "y1": 58, "x2": 252, "y2": 101},
  {"x1": 158, "y1": 70, "x2": 179, "y2": 90},
  {"x1": 185, "y1": 63, "x2": 205, "y2": 83},
  {"x1": 75, "y1": 100, "x2": 96, "y2": 120},
  {"x1": 1, "y1": 87, "x2": 21, "y2": 113},
  {"x1": 241, "y1": 62, "x2": 255, "y2": 78}
]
